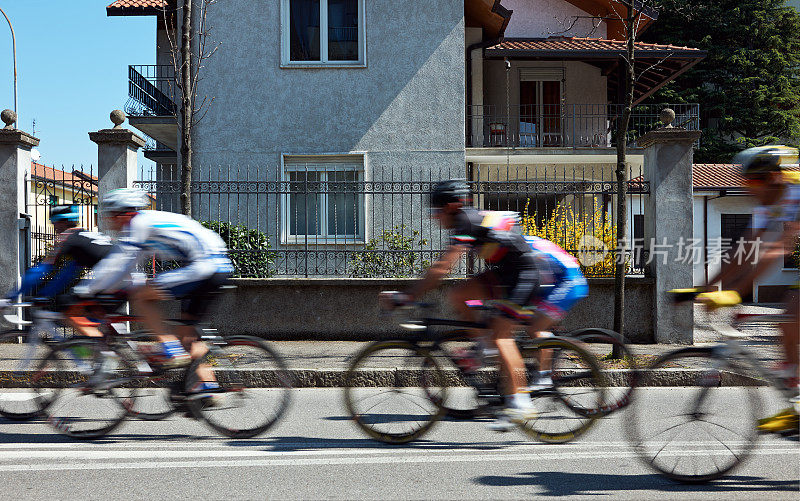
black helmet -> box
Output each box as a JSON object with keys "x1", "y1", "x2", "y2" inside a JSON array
[
  {"x1": 733, "y1": 145, "x2": 798, "y2": 177},
  {"x1": 430, "y1": 180, "x2": 470, "y2": 207}
]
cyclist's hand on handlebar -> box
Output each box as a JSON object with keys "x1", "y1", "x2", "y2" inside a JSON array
[{"x1": 378, "y1": 290, "x2": 413, "y2": 311}]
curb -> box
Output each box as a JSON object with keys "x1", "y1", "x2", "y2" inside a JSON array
[{"x1": 0, "y1": 368, "x2": 769, "y2": 388}]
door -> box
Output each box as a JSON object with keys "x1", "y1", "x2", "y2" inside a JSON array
[
  {"x1": 720, "y1": 213, "x2": 753, "y2": 300},
  {"x1": 519, "y1": 69, "x2": 563, "y2": 147}
]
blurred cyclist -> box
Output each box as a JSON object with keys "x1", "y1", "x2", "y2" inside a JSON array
[
  {"x1": 74, "y1": 188, "x2": 233, "y2": 397},
  {"x1": 0, "y1": 205, "x2": 112, "y2": 338},
  {"x1": 381, "y1": 180, "x2": 588, "y2": 431},
  {"x1": 700, "y1": 145, "x2": 799, "y2": 433}
]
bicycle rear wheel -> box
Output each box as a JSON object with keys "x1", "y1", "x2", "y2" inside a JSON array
[
  {"x1": 186, "y1": 336, "x2": 292, "y2": 439},
  {"x1": 517, "y1": 338, "x2": 605, "y2": 443},
  {"x1": 627, "y1": 348, "x2": 761, "y2": 484},
  {"x1": 37, "y1": 338, "x2": 137, "y2": 439},
  {"x1": 343, "y1": 340, "x2": 447, "y2": 444},
  {"x1": 0, "y1": 329, "x2": 57, "y2": 420}
]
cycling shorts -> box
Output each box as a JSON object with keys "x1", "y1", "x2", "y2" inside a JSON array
[
  {"x1": 534, "y1": 268, "x2": 588, "y2": 321},
  {"x1": 478, "y1": 267, "x2": 587, "y2": 321},
  {"x1": 152, "y1": 256, "x2": 231, "y2": 320}
]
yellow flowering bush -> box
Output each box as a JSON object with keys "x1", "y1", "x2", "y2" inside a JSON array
[{"x1": 521, "y1": 199, "x2": 618, "y2": 277}]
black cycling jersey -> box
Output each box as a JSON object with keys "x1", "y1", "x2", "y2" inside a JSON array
[
  {"x1": 50, "y1": 228, "x2": 113, "y2": 268},
  {"x1": 449, "y1": 207, "x2": 552, "y2": 302}
]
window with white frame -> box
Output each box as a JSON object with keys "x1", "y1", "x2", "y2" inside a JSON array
[
  {"x1": 281, "y1": 0, "x2": 365, "y2": 67},
  {"x1": 283, "y1": 157, "x2": 364, "y2": 242}
]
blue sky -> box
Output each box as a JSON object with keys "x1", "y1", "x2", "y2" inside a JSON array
[{"x1": 0, "y1": 1, "x2": 155, "y2": 169}]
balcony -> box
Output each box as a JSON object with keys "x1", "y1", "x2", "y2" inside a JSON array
[
  {"x1": 125, "y1": 65, "x2": 178, "y2": 152},
  {"x1": 466, "y1": 103, "x2": 700, "y2": 149}
]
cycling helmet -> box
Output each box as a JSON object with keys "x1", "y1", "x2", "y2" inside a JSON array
[
  {"x1": 734, "y1": 145, "x2": 799, "y2": 177},
  {"x1": 49, "y1": 204, "x2": 79, "y2": 223},
  {"x1": 100, "y1": 188, "x2": 149, "y2": 213},
  {"x1": 430, "y1": 179, "x2": 470, "y2": 208}
]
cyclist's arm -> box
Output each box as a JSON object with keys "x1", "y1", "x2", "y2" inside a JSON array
[
  {"x1": 37, "y1": 262, "x2": 81, "y2": 298},
  {"x1": 73, "y1": 242, "x2": 141, "y2": 296},
  {"x1": 727, "y1": 225, "x2": 798, "y2": 294},
  {"x1": 6, "y1": 262, "x2": 53, "y2": 299},
  {"x1": 406, "y1": 245, "x2": 467, "y2": 300}
]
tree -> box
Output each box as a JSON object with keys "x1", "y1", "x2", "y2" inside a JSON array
[
  {"x1": 642, "y1": 0, "x2": 800, "y2": 162},
  {"x1": 160, "y1": 0, "x2": 220, "y2": 216}
]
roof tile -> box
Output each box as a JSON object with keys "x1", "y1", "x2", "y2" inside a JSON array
[
  {"x1": 107, "y1": 1, "x2": 167, "y2": 10},
  {"x1": 488, "y1": 36, "x2": 702, "y2": 54},
  {"x1": 693, "y1": 163, "x2": 800, "y2": 189}
]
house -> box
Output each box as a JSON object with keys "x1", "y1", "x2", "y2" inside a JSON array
[
  {"x1": 107, "y1": 0, "x2": 704, "y2": 277},
  {"x1": 692, "y1": 163, "x2": 799, "y2": 303}
]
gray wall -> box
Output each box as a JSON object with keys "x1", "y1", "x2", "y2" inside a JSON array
[{"x1": 203, "y1": 277, "x2": 655, "y2": 343}]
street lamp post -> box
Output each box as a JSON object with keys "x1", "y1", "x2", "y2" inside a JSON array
[{"x1": 0, "y1": 6, "x2": 17, "y2": 129}]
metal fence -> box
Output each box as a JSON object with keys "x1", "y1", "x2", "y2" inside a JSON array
[
  {"x1": 135, "y1": 162, "x2": 649, "y2": 279},
  {"x1": 467, "y1": 103, "x2": 700, "y2": 148},
  {"x1": 25, "y1": 164, "x2": 98, "y2": 266}
]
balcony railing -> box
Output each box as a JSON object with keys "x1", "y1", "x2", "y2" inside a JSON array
[
  {"x1": 466, "y1": 103, "x2": 700, "y2": 148},
  {"x1": 126, "y1": 65, "x2": 177, "y2": 117}
]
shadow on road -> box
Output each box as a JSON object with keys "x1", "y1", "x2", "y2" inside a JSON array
[
  {"x1": 473, "y1": 471, "x2": 800, "y2": 496},
  {"x1": 225, "y1": 435, "x2": 523, "y2": 452}
]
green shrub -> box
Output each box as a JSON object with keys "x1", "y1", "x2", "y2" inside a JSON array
[
  {"x1": 791, "y1": 236, "x2": 800, "y2": 275},
  {"x1": 201, "y1": 221, "x2": 275, "y2": 278},
  {"x1": 349, "y1": 224, "x2": 430, "y2": 278}
]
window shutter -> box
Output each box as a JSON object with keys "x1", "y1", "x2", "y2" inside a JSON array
[{"x1": 519, "y1": 68, "x2": 564, "y2": 82}]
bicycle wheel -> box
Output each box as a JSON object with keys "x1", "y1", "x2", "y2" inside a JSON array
[
  {"x1": 0, "y1": 329, "x2": 57, "y2": 420},
  {"x1": 571, "y1": 328, "x2": 638, "y2": 416},
  {"x1": 186, "y1": 336, "x2": 292, "y2": 439},
  {"x1": 627, "y1": 348, "x2": 761, "y2": 484},
  {"x1": 517, "y1": 338, "x2": 605, "y2": 443},
  {"x1": 123, "y1": 332, "x2": 178, "y2": 421},
  {"x1": 37, "y1": 338, "x2": 137, "y2": 439},
  {"x1": 344, "y1": 340, "x2": 448, "y2": 444}
]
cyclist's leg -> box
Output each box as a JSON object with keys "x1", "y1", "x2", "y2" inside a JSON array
[
  {"x1": 779, "y1": 289, "x2": 798, "y2": 373},
  {"x1": 448, "y1": 272, "x2": 496, "y2": 347},
  {"x1": 491, "y1": 314, "x2": 527, "y2": 395},
  {"x1": 130, "y1": 282, "x2": 190, "y2": 367}
]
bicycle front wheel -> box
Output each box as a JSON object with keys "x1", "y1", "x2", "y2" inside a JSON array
[
  {"x1": 343, "y1": 340, "x2": 447, "y2": 444},
  {"x1": 627, "y1": 348, "x2": 761, "y2": 484},
  {"x1": 38, "y1": 338, "x2": 137, "y2": 439},
  {"x1": 0, "y1": 329, "x2": 56, "y2": 420},
  {"x1": 186, "y1": 336, "x2": 292, "y2": 439},
  {"x1": 518, "y1": 338, "x2": 606, "y2": 443}
]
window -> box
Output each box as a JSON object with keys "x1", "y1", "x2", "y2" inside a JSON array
[
  {"x1": 519, "y1": 68, "x2": 564, "y2": 147},
  {"x1": 282, "y1": 156, "x2": 364, "y2": 242},
  {"x1": 282, "y1": 0, "x2": 365, "y2": 67}
]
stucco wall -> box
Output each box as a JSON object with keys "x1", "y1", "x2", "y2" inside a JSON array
[
  {"x1": 692, "y1": 193, "x2": 798, "y2": 301},
  {"x1": 203, "y1": 277, "x2": 654, "y2": 342},
  {"x1": 503, "y1": 0, "x2": 608, "y2": 38}
]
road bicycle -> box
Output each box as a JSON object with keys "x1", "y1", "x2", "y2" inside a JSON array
[
  {"x1": 627, "y1": 290, "x2": 798, "y2": 483},
  {"x1": 343, "y1": 299, "x2": 607, "y2": 444},
  {"x1": 29, "y1": 298, "x2": 293, "y2": 440}
]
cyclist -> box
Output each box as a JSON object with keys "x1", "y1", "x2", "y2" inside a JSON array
[
  {"x1": 0, "y1": 205, "x2": 113, "y2": 338},
  {"x1": 73, "y1": 188, "x2": 233, "y2": 397},
  {"x1": 381, "y1": 180, "x2": 588, "y2": 431},
  {"x1": 697, "y1": 145, "x2": 799, "y2": 433}
]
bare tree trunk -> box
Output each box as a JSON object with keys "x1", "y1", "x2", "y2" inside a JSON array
[
  {"x1": 613, "y1": 5, "x2": 636, "y2": 353},
  {"x1": 179, "y1": 0, "x2": 193, "y2": 217}
]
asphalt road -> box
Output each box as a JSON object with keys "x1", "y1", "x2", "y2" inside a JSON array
[{"x1": 0, "y1": 388, "x2": 797, "y2": 500}]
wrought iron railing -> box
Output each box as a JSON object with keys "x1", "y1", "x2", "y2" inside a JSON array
[
  {"x1": 126, "y1": 65, "x2": 177, "y2": 117},
  {"x1": 466, "y1": 103, "x2": 700, "y2": 148},
  {"x1": 134, "y1": 162, "x2": 650, "y2": 278}
]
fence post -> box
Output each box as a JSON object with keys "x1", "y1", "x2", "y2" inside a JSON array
[
  {"x1": 0, "y1": 109, "x2": 38, "y2": 295},
  {"x1": 89, "y1": 110, "x2": 145, "y2": 229},
  {"x1": 638, "y1": 109, "x2": 702, "y2": 344}
]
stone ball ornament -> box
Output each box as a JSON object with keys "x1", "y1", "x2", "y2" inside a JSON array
[
  {"x1": 1, "y1": 109, "x2": 17, "y2": 129},
  {"x1": 660, "y1": 108, "x2": 676, "y2": 128},
  {"x1": 110, "y1": 109, "x2": 126, "y2": 128}
]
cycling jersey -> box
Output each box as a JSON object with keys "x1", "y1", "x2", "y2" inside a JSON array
[
  {"x1": 751, "y1": 175, "x2": 800, "y2": 233},
  {"x1": 9, "y1": 228, "x2": 113, "y2": 299},
  {"x1": 77, "y1": 210, "x2": 233, "y2": 297},
  {"x1": 523, "y1": 236, "x2": 588, "y2": 320}
]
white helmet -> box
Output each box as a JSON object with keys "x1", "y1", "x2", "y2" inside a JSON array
[{"x1": 101, "y1": 188, "x2": 149, "y2": 213}]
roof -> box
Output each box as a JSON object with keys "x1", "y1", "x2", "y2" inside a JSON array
[
  {"x1": 485, "y1": 37, "x2": 705, "y2": 105},
  {"x1": 486, "y1": 37, "x2": 703, "y2": 58},
  {"x1": 107, "y1": 0, "x2": 171, "y2": 16},
  {"x1": 693, "y1": 163, "x2": 800, "y2": 190},
  {"x1": 30, "y1": 163, "x2": 98, "y2": 191}
]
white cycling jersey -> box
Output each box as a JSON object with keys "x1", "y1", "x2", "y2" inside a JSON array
[{"x1": 76, "y1": 210, "x2": 232, "y2": 295}]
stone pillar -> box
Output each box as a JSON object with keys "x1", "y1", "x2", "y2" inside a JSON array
[
  {"x1": 0, "y1": 110, "x2": 39, "y2": 294},
  {"x1": 89, "y1": 110, "x2": 146, "y2": 228},
  {"x1": 638, "y1": 110, "x2": 702, "y2": 344}
]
